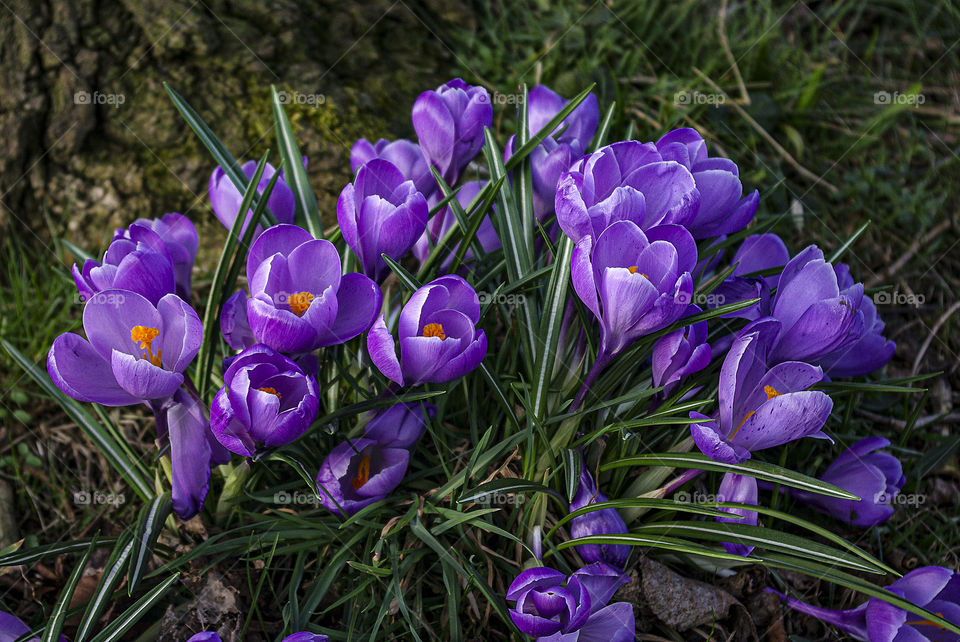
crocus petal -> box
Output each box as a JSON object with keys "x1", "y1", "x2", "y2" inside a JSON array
[
  {"x1": 317, "y1": 272, "x2": 382, "y2": 347},
  {"x1": 734, "y1": 390, "x2": 833, "y2": 453},
  {"x1": 110, "y1": 350, "x2": 183, "y2": 400},
  {"x1": 166, "y1": 392, "x2": 213, "y2": 519},
  {"x1": 367, "y1": 315, "x2": 403, "y2": 385},
  {"x1": 574, "y1": 602, "x2": 636, "y2": 642},
  {"x1": 157, "y1": 294, "x2": 203, "y2": 372},
  {"x1": 83, "y1": 289, "x2": 162, "y2": 362},
  {"x1": 47, "y1": 333, "x2": 140, "y2": 406}
]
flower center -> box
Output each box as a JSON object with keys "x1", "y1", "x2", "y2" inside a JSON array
[
  {"x1": 288, "y1": 291, "x2": 315, "y2": 317},
  {"x1": 730, "y1": 386, "x2": 784, "y2": 439},
  {"x1": 422, "y1": 322, "x2": 446, "y2": 340},
  {"x1": 351, "y1": 454, "x2": 371, "y2": 491},
  {"x1": 258, "y1": 386, "x2": 282, "y2": 400},
  {"x1": 627, "y1": 266, "x2": 649, "y2": 278},
  {"x1": 130, "y1": 325, "x2": 162, "y2": 367}
]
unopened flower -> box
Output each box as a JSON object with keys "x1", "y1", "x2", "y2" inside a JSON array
[
  {"x1": 351, "y1": 137, "x2": 434, "y2": 198},
  {"x1": 412, "y1": 78, "x2": 492, "y2": 185},
  {"x1": 209, "y1": 159, "x2": 297, "y2": 238},
  {"x1": 569, "y1": 465, "x2": 629, "y2": 569}
]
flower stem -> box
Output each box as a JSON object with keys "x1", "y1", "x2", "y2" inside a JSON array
[{"x1": 570, "y1": 351, "x2": 612, "y2": 412}]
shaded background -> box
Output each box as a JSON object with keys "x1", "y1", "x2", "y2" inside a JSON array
[{"x1": 1, "y1": 0, "x2": 959, "y2": 638}]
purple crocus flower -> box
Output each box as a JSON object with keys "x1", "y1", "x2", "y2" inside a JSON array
[
  {"x1": 245, "y1": 225, "x2": 382, "y2": 353},
  {"x1": 159, "y1": 389, "x2": 231, "y2": 519},
  {"x1": 128, "y1": 213, "x2": 199, "y2": 300},
  {"x1": 506, "y1": 567, "x2": 592, "y2": 637},
  {"x1": 654, "y1": 128, "x2": 758, "y2": 239},
  {"x1": 689, "y1": 320, "x2": 834, "y2": 464},
  {"x1": 555, "y1": 141, "x2": 700, "y2": 244},
  {"x1": 412, "y1": 78, "x2": 492, "y2": 185},
  {"x1": 367, "y1": 275, "x2": 487, "y2": 386},
  {"x1": 570, "y1": 220, "x2": 696, "y2": 362},
  {"x1": 710, "y1": 233, "x2": 790, "y2": 321},
  {"x1": 761, "y1": 245, "x2": 865, "y2": 364},
  {"x1": 351, "y1": 137, "x2": 434, "y2": 198},
  {"x1": 770, "y1": 565, "x2": 960, "y2": 641},
  {"x1": 569, "y1": 466, "x2": 629, "y2": 569},
  {"x1": 209, "y1": 159, "x2": 297, "y2": 238},
  {"x1": 817, "y1": 263, "x2": 896, "y2": 377},
  {"x1": 210, "y1": 344, "x2": 319, "y2": 457},
  {"x1": 337, "y1": 159, "x2": 429, "y2": 282},
  {"x1": 48, "y1": 289, "x2": 202, "y2": 404},
  {"x1": 73, "y1": 222, "x2": 176, "y2": 306},
  {"x1": 715, "y1": 472, "x2": 759, "y2": 557},
  {"x1": 315, "y1": 436, "x2": 411, "y2": 516},
  {"x1": 507, "y1": 564, "x2": 635, "y2": 641},
  {"x1": 790, "y1": 437, "x2": 905, "y2": 527},
  {"x1": 651, "y1": 306, "x2": 711, "y2": 399},
  {"x1": 411, "y1": 180, "x2": 501, "y2": 267},
  {"x1": 185, "y1": 634, "x2": 222, "y2": 642}
]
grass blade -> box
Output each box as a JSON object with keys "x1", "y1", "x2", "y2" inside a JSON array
[
  {"x1": 271, "y1": 85, "x2": 322, "y2": 238},
  {"x1": 43, "y1": 536, "x2": 96, "y2": 642},
  {"x1": 127, "y1": 492, "x2": 173, "y2": 595},
  {"x1": 88, "y1": 573, "x2": 180, "y2": 642}
]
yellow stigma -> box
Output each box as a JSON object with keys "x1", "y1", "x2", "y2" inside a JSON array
[
  {"x1": 729, "y1": 387, "x2": 783, "y2": 440},
  {"x1": 764, "y1": 385, "x2": 781, "y2": 400},
  {"x1": 130, "y1": 326, "x2": 162, "y2": 367},
  {"x1": 627, "y1": 266, "x2": 648, "y2": 278},
  {"x1": 729, "y1": 410, "x2": 755, "y2": 440},
  {"x1": 422, "y1": 322, "x2": 446, "y2": 340},
  {"x1": 258, "y1": 386, "x2": 282, "y2": 400},
  {"x1": 352, "y1": 454, "x2": 371, "y2": 490},
  {"x1": 288, "y1": 291, "x2": 315, "y2": 317}
]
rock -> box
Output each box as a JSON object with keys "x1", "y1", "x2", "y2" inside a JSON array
[{"x1": 640, "y1": 557, "x2": 740, "y2": 631}]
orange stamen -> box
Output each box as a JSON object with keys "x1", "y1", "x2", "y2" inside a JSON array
[
  {"x1": 764, "y1": 385, "x2": 781, "y2": 400},
  {"x1": 288, "y1": 291, "x2": 315, "y2": 317},
  {"x1": 422, "y1": 322, "x2": 446, "y2": 340},
  {"x1": 906, "y1": 613, "x2": 946, "y2": 629},
  {"x1": 352, "y1": 454, "x2": 371, "y2": 490},
  {"x1": 130, "y1": 326, "x2": 162, "y2": 367},
  {"x1": 258, "y1": 386, "x2": 282, "y2": 400}
]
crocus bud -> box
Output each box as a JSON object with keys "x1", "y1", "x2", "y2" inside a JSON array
[
  {"x1": 244, "y1": 225, "x2": 381, "y2": 353},
  {"x1": 350, "y1": 137, "x2": 434, "y2": 198},
  {"x1": 48, "y1": 290, "x2": 201, "y2": 405},
  {"x1": 527, "y1": 84, "x2": 599, "y2": 148},
  {"x1": 769, "y1": 565, "x2": 960, "y2": 641},
  {"x1": 791, "y1": 437, "x2": 905, "y2": 527},
  {"x1": 362, "y1": 402, "x2": 435, "y2": 449},
  {"x1": 412, "y1": 78, "x2": 492, "y2": 185},
  {"x1": 655, "y1": 128, "x2": 758, "y2": 239},
  {"x1": 208, "y1": 159, "x2": 297, "y2": 239},
  {"x1": 715, "y1": 472, "x2": 759, "y2": 557},
  {"x1": 210, "y1": 344, "x2": 319, "y2": 457},
  {"x1": 367, "y1": 274, "x2": 487, "y2": 386},
  {"x1": 129, "y1": 213, "x2": 199, "y2": 300},
  {"x1": 160, "y1": 389, "x2": 231, "y2": 519},
  {"x1": 282, "y1": 634, "x2": 330, "y2": 642},
  {"x1": 337, "y1": 159, "x2": 429, "y2": 282},
  {"x1": 569, "y1": 466, "x2": 629, "y2": 569},
  {"x1": 710, "y1": 233, "x2": 789, "y2": 321},
  {"x1": 689, "y1": 320, "x2": 833, "y2": 464},
  {"x1": 651, "y1": 306, "x2": 711, "y2": 399},
  {"x1": 73, "y1": 222, "x2": 177, "y2": 306},
  {"x1": 556, "y1": 141, "x2": 700, "y2": 244}
]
